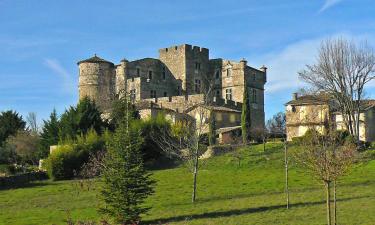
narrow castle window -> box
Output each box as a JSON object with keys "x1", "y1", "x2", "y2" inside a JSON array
[
  {"x1": 162, "y1": 67, "x2": 166, "y2": 80},
  {"x1": 195, "y1": 62, "x2": 201, "y2": 70},
  {"x1": 195, "y1": 79, "x2": 201, "y2": 93},
  {"x1": 252, "y1": 89, "x2": 257, "y2": 103},
  {"x1": 130, "y1": 89, "x2": 136, "y2": 101},
  {"x1": 148, "y1": 70, "x2": 153, "y2": 80},
  {"x1": 215, "y1": 70, "x2": 220, "y2": 79},
  {"x1": 227, "y1": 68, "x2": 232, "y2": 77},
  {"x1": 226, "y1": 89, "x2": 232, "y2": 100}
]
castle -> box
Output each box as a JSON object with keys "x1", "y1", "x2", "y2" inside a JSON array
[{"x1": 78, "y1": 44, "x2": 267, "y2": 143}]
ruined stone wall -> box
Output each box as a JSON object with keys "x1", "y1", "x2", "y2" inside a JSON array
[{"x1": 78, "y1": 61, "x2": 115, "y2": 111}]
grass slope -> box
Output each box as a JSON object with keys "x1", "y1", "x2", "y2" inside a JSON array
[{"x1": 1, "y1": 143, "x2": 375, "y2": 225}]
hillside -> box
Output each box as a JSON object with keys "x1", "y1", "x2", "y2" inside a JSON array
[{"x1": 1, "y1": 143, "x2": 375, "y2": 224}]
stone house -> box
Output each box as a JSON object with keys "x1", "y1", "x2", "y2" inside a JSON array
[
  {"x1": 77, "y1": 44, "x2": 267, "y2": 142},
  {"x1": 285, "y1": 93, "x2": 375, "y2": 142},
  {"x1": 334, "y1": 100, "x2": 375, "y2": 142}
]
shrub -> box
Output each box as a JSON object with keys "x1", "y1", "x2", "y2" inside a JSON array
[
  {"x1": 45, "y1": 129, "x2": 106, "y2": 180},
  {"x1": 134, "y1": 113, "x2": 172, "y2": 162},
  {"x1": 45, "y1": 145, "x2": 77, "y2": 180}
]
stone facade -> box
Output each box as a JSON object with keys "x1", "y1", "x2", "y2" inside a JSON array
[
  {"x1": 78, "y1": 44, "x2": 267, "y2": 136},
  {"x1": 285, "y1": 93, "x2": 375, "y2": 142}
]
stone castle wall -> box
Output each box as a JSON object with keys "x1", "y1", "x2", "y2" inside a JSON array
[
  {"x1": 78, "y1": 44, "x2": 267, "y2": 133},
  {"x1": 78, "y1": 61, "x2": 116, "y2": 111}
]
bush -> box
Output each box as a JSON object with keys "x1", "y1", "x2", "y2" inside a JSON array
[
  {"x1": 45, "y1": 129, "x2": 106, "y2": 180},
  {"x1": 133, "y1": 113, "x2": 172, "y2": 162}
]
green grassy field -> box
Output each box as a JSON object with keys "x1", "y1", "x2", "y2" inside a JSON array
[{"x1": 1, "y1": 143, "x2": 375, "y2": 225}]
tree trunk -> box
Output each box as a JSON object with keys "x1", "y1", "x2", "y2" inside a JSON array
[
  {"x1": 356, "y1": 104, "x2": 361, "y2": 143},
  {"x1": 263, "y1": 137, "x2": 266, "y2": 152},
  {"x1": 326, "y1": 181, "x2": 332, "y2": 225},
  {"x1": 284, "y1": 141, "x2": 289, "y2": 209},
  {"x1": 333, "y1": 181, "x2": 337, "y2": 225},
  {"x1": 192, "y1": 143, "x2": 199, "y2": 203}
]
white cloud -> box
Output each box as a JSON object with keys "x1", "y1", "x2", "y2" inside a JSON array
[
  {"x1": 43, "y1": 59, "x2": 75, "y2": 93},
  {"x1": 255, "y1": 38, "x2": 321, "y2": 93},
  {"x1": 319, "y1": 0, "x2": 343, "y2": 13},
  {"x1": 254, "y1": 33, "x2": 375, "y2": 95}
]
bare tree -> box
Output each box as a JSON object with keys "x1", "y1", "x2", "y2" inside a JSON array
[
  {"x1": 266, "y1": 112, "x2": 286, "y2": 139},
  {"x1": 26, "y1": 112, "x2": 38, "y2": 134},
  {"x1": 293, "y1": 128, "x2": 357, "y2": 225},
  {"x1": 299, "y1": 38, "x2": 375, "y2": 141},
  {"x1": 152, "y1": 81, "x2": 215, "y2": 203}
]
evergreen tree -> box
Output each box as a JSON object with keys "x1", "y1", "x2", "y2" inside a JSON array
[
  {"x1": 241, "y1": 87, "x2": 251, "y2": 143},
  {"x1": 208, "y1": 109, "x2": 216, "y2": 146},
  {"x1": 59, "y1": 97, "x2": 107, "y2": 140},
  {"x1": 100, "y1": 98, "x2": 155, "y2": 224},
  {"x1": 39, "y1": 109, "x2": 60, "y2": 158},
  {"x1": 0, "y1": 110, "x2": 26, "y2": 145}
]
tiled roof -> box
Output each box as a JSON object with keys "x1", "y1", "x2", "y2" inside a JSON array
[
  {"x1": 285, "y1": 94, "x2": 332, "y2": 106},
  {"x1": 216, "y1": 126, "x2": 241, "y2": 134},
  {"x1": 77, "y1": 55, "x2": 114, "y2": 65},
  {"x1": 211, "y1": 106, "x2": 241, "y2": 113}
]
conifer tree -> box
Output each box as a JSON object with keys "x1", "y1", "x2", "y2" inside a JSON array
[
  {"x1": 100, "y1": 97, "x2": 155, "y2": 224},
  {"x1": 241, "y1": 87, "x2": 251, "y2": 143},
  {"x1": 39, "y1": 109, "x2": 60, "y2": 158}
]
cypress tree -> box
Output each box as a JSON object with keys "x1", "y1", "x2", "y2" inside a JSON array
[
  {"x1": 100, "y1": 98, "x2": 155, "y2": 224},
  {"x1": 241, "y1": 87, "x2": 251, "y2": 143},
  {"x1": 208, "y1": 109, "x2": 216, "y2": 146}
]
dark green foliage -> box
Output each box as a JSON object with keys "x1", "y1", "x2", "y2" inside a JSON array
[
  {"x1": 241, "y1": 87, "x2": 251, "y2": 143},
  {"x1": 45, "y1": 129, "x2": 105, "y2": 180},
  {"x1": 0, "y1": 110, "x2": 26, "y2": 146},
  {"x1": 59, "y1": 97, "x2": 107, "y2": 141},
  {"x1": 100, "y1": 116, "x2": 155, "y2": 224},
  {"x1": 39, "y1": 109, "x2": 60, "y2": 158},
  {"x1": 109, "y1": 97, "x2": 139, "y2": 130},
  {"x1": 134, "y1": 113, "x2": 172, "y2": 162},
  {"x1": 208, "y1": 109, "x2": 216, "y2": 146}
]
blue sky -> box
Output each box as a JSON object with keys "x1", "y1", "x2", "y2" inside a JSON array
[{"x1": 0, "y1": 0, "x2": 374, "y2": 124}]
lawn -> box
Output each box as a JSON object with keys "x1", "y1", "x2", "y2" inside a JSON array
[{"x1": 1, "y1": 143, "x2": 375, "y2": 225}]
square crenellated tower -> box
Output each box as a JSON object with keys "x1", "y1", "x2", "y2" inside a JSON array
[{"x1": 159, "y1": 44, "x2": 209, "y2": 95}]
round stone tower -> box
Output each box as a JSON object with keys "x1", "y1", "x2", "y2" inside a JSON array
[{"x1": 77, "y1": 55, "x2": 115, "y2": 111}]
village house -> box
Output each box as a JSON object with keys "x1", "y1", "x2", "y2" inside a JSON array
[{"x1": 285, "y1": 93, "x2": 375, "y2": 142}]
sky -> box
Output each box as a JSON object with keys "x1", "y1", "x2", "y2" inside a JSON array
[{"x1": 0, "y1": 0, "x2": 375, "y2": 125}]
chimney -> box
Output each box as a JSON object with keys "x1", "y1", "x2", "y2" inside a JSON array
[
  {"x1": 260, "y1": 65, "x2": 267, "y2": 73},
  {"x1": 240, "y1": 58, "x2": 247, "y2": 68},
  {"x1": 293, "y1": 93, "x2": 298, "y2": 100}
]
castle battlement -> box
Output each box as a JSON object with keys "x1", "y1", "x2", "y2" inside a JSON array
[{"x1": 78, "y1": 44, "x2": 266, "y2": 132}]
